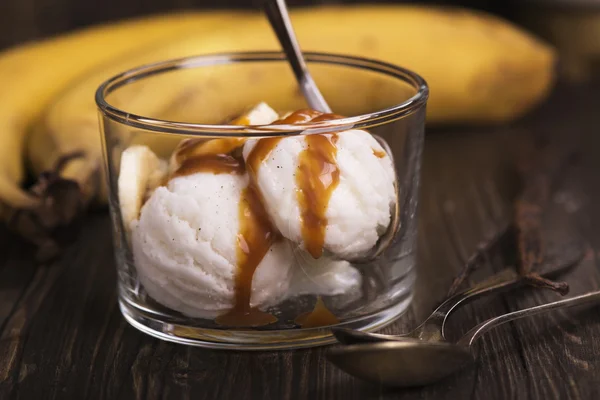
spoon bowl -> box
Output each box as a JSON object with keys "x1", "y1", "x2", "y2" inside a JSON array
[{"x1": 328, "y1": 340, "x2": 473, "y2": 387}]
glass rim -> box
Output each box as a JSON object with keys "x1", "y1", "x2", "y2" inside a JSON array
[{"x1": 95, "y1": 51, "x2": 429, "y2": 138}]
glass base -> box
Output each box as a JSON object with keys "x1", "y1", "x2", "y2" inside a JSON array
[{"x1": 119, "y1": 289, "x2": 414, "y2": 350}]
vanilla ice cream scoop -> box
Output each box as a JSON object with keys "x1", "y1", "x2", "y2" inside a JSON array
[
  {"x1": 243, "y1": 110, "x2": 397, "y2": 260},
  {"x1": 131, "y1": 171, "x2": 295, "y2": 320},
  {"x1": 129, "y1": 102, "x2": 295, "y2": 322},
  {"x1": 122, "y1": 104, "x2": 377, "y2": 325}
]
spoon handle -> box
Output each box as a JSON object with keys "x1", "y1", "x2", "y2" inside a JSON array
[
  {"x1": 458, "y1": 290, "x2": 600, "y2": 347},
  {"x1": 414, "y1": 267, "x2": 521, "y2": 340},
  {"x1": 421, "y1": 237, "x2": 581, "y2": 340},
  {"x1": 263, "y1": 0, "x2": 332, "y2": 113}
]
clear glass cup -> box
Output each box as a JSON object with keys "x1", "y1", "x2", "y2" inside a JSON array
[{"x1": 96, "y1": 52, "x2": 428, "y2": 350}]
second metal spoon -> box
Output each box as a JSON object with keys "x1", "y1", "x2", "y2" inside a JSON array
[
  {"x1": 328, "y1": 289, "x2": 600, "y2": 387},
  {"x1": 332, "y1": 242, "x2": 582, "y2": 345}
]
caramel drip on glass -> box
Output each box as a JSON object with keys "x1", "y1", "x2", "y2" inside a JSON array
[{"x1": 294, "y1": 296, "x2": 340, "y2": 328}]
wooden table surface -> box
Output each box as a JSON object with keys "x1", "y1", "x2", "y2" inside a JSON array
[{"x1": 1, "y1": 82, "x2": 599, "y2": 400}]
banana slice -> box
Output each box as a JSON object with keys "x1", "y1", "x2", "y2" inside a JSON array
[
  {"x1": 168, "y1": 102, "x2": 279, "y2": 173},
  {"x1": 118, "y1": 145, "x2": 168, "y2": 230}
]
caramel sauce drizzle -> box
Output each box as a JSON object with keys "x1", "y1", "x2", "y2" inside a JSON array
[
  {"x1": 245, "y1": 109, "x2": 322, "y2": 176},
  {"x1": 170, "y1": 116, "x2": 279, "y2": 327},
  {"x1": 296, "y1": 134, "x2": 340, "y2": 258},
  {"x1": 294, "y1": 296, "x2": 340, "y2": 328},
  {"x1": 171, "y1": 153, "x2": 245, "y2": 178},
  {"x1": 245, "y1": 137, "x2": 283, "y2": 179},
  {"x1": 173, "y1": 138, "x2": 205, "y2": 163},
  {"x1": 170, "y1": 110, "x2": 252, "y2": 175},
  {"x1": 169, "y1": 108, "x2": 345, "y2": 327},
  {"x1": 372, "y1": 148, "x2": 386, "y2": 158},
  {"x1": 173, "y1": 138, "x2": 245, "y2": 175},
  {"x1": 215, "y1": 185, "x2": 279, "y2": 327},
  {"x1": 246, "y1": 109, "x2": 343, "y2": 259},
  {"x1": 232, "y1": 115, "x2": 251, "y2": 125}
]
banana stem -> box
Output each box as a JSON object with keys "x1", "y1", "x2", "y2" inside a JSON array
[{"x1": 7, "y1": 151, "x2": 99, "y2": 262}]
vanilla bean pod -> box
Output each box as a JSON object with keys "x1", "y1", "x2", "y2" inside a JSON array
[
  {"x1": 513, "y1": 138, "x2": 575, "y2": 295},
  {"x1": 443, "y1": 138, "x2": 576, "y2": 298},
  {"x1": 446, "y1": 224, "x2": 510, "y2": 297}
]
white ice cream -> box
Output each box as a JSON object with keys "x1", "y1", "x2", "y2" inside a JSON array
[
  {"x1": 130, "y1": 173, "x2": 362, "y2": 318},
  {"x1": 243, "y1": 129, "x2": 396, "y2": 259},
  {"x1": 289, "y1": 249, "x2": 362, "y2": 297},
  {"x1": 128, "y1": 102, "x2": 286, "y2": 318},
  {"x1": 131, "y1": 172, "x2": 295, "y2": 318},
  {"x1": 121, "y1": 103, "x2": 370, "y2": 319}
]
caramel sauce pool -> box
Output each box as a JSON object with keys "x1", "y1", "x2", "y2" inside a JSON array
[{"x1": 294, "y1": 296, "x2": 340, "y2": 328}]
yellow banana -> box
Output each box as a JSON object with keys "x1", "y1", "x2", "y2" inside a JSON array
[
  {"x1": 0, "y1": 10, "x2": 250, "y2": 216},
  {"x1": 28, "y1": 16, "x2": 265, "y2": 208},
  {"x1": 25, "y1": 5, "x2": 555, "y2": 227}
]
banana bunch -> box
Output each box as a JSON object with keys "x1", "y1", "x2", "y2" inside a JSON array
[
  {"x1": 0, "y1": 5, "x2": 556, "y2": 256},
  {"x1": 0, "y1": 10, "x2": 249, "y2": 255}
]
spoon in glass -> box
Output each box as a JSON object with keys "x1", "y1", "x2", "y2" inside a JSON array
[
  {"x1": 263, "y1": 0, "x2": 399, "y2": 263},
  {"x1": 327, "y1": 289, "x2": 600, "y2": 387},
  {"x1": 263, "y1": 0, "x2": 331, "y2": 113}
]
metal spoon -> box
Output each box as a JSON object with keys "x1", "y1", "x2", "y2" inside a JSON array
[
  {"x1": 263, "y1": 0, "x2": 399, "y2": 263},
  {"x1": 263, "y1": 0, "x2": 331, "y2": 113},
  {"x1": 327, "y1": 289, "x2": 600, "y2": 387},
  {"x1": 332, "y1": 243, "x2": 581, "y2": 345}
]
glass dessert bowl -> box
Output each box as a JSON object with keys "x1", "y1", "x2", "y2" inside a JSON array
[{"x1": 96, "y1": 52, "x2": 428, "y2": 350}]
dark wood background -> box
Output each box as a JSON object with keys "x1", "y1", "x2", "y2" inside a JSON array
[
  {"x1": 1, "y1": 80, "x2": 599, "y2": 399},
  {"x1": 0, "y1": 0, "x2": 515, "y2": 50}
]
